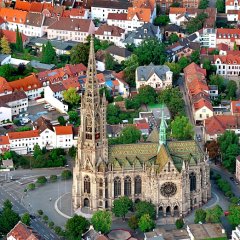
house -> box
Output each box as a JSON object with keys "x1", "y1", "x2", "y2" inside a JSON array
[
  {"x1": 0, "y1": 100, "x2": 12, "y2": 123},
  {"x1": 208, "y1": 85, "x2": 218, "y2": 99},
  {"x1": 8, "y1": 74, "x2": 43, "y2": 100},
  {"x1": 199, "y1": 28, "x2": 217, "y2": 48},
  {"x1": 169, "y1": 7, "x2": 187, "y2": 26},
  {"x1": 112, "y1": 71, "x2": 129, "y2": 97},
  {"x1": 95, "y1": 50, "x2": 106, "y2": 71},
  {"x1": 54, "y1": 126, "x2": 73, "y2": 149},
  {"x1": 48, "y1": 83, "x2": 66, "y2": 99},
  {"x1": 106, "y1": 45, "x2": 131, "y2": 63},
  {"x1": 232, "y1": 224, "x2": 240, "y2": 240},
  {"x1": 135, "y1": 119, "x2": 150, "y2": 136},
  {"x1": 216, "y1": 28, "x2": 240, "y2": 50},
  {"x1": 82, "y1": 226, "x2": 108, "y2": 240},
  {"x1": 95, "y1": 24, "x2": 125, "y2": 47},
  {"x1": 136, "y1": 64, "x2": 173, "y2": 91},
  {"x1": 1, "y1": 159, "x2": 14, "y2": 169},
  {"x1": 182, "y1": 0, "x2": 201, "y2": 8},
  {"x1": 0, "y1": 54, "x2": 11, "y2": 66},
  {"x1": 91, "y1": 0, "x2": 131, "y2": 22},
  {"x1": 203, "y1": 115, "x2": 240, "y2": 141},
  {"x1": 0, "y1": 136, "x2": 10, "y2": 154},
  {"x1": 62, "y1": 7, "x2": 89, "y2": 19},
  {"x1": 2, "y1": 29, "x2": 28, "y2": 46},
  {"x1": 7, "y1": 221, "x2": 42, "y2": 240},
  {"x1": 0, "y1": 91, "x2": 28, "y2": 118},
  {"x1": 164, "y1": 24, "x2": 185, "y2": 39},
  {"x1": 187, "y1": 224, "x2": 226, "y2": 240},
  {"x1": 123, "y1": 23, "x2": 162, "y2": 46},
  {"x1": 214, "y1": 54, "x2": 240, "y2": 76},
  {"x1": 25, "y1": 12, "x2": 45, "y2": 37},
  {"x1": 184, "y1": 63, "x2": 213, "y2": 124},
  {"x1": 47, "y1": 18, "x2": 95, "y2": 42},
  {"x1": 226, "y1": 0, "x2": 240, "y2": 19},
  {"x1": 231, "y1": 100, "x2": 240, "y2": 115}
]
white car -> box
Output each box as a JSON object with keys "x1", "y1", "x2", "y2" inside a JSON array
[{"x1": 21, "y1": 117, "x2": 30, "y2": 124}]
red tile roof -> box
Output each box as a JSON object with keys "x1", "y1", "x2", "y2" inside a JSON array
[
  {"x1": 15, "y1": 0, "x2": 31, "y2": 11},
  {"x1": 107, "y1": 13, "x2": 127, "y2": 20},
  {"x1": 95, "y1": 24, "x2": 125, "y2": 37},
  {"x1": 231, "y1": 100, "x2": 240, "y2": 114},
  {"x1": 55, "y1": 126, "x2": 73, "y2": 135},
  {"x1": 193, "y1": 98, "x2": 213, "y2": 111},
  {"x1": 0, "y1": 77, "x2": 12, "y2": 94},
  {"x1": 0, "y1": 8, "x2": 28, "y2": 24},
  {"x1": 8, "y1": 130, "x2": 40, "y2": 140},
  {"x1": 9, "y1": 74, "x2": 42, "y2": 91},
  {"x1": 136, "y1": 122, "x2": 149, "y2": 130},
  {"x1": 217, "y1": 43, "x2": 229, "y2": 51},
  {"x1": 62, "y1": 77, "x2": 81, "y2": 90},
  {"x1": 217, "y1": 28, "x2": 240, "y2": 40},
  {"x1": 169, "y1": 7, "x2": 186, "y2": 14},
  {"x1": 30, "y1": 2, "x2": 44, "y2": 13},
  {"x1": 0, "y1": 136, "x2": 10, "y2": 145},
  {"x1": 204, "y1": 115, "x2": 240, "y2": 135},
  {"x1": 214, "y1": 54, "x2": 240, "y2": 64},
  {"x1": 2, "y1": 29, "x2": 28, "y2": 44},
  {"x1": 127, "y1": 7, "x2": 151, "y2": 22}
]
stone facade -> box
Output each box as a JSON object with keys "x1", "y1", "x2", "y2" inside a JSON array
[{"x1": 72, "y1": 36, "x2": 211, "y2": 218}]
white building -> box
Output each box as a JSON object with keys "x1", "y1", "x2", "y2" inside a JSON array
[
  {"x1": 0, "y1": 102, "x2": 12, "y2": 123},
  {"x1": 199, "y1": 28, "x2": 217, "y2": 48},
  {"x1": 0, "y1": 136, "x2": 10, "y2": 154},
  {"x1": 169, "y1": 7, "x2": 187, "y2": 26},
  {"x1": 135, "y1": 64, "x2": 173, "y2": 91},
  {"x1": 54, "y1": 126, "x2": 74, "y2": 149},
  {"x1": 235, "y1": 157, "x2": 240, "y2": 184},
  {"x1": 226, "y1": 0, "x2": 240, "y2": 13},
  {"x1": 24, "y1": 13, "x2": 45, "y2": 37}
]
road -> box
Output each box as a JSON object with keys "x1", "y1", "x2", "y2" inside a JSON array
[{"x1": 0, "y1": 168, "x2": 64, "y2": 239}]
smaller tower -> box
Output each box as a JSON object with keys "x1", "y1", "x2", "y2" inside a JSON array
[{"x1": 158, "y1": 106, "x2": 166, "y2": 151}]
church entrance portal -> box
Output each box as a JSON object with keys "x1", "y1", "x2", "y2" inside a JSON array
[
  {"x1": 84, "y1": 198, "x2": 90, "y2": 207},
  {"x1": 166, "y1": 206, "x2": 171, "y2": 216},
  {"x1": 158, "y1": 206, "x2": 164, "y2": 217},
  {"x1": 174, "y1": 206, "x2": 179, "y2": 217}
]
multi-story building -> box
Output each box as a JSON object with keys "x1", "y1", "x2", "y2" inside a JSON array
[
  {"x1": 24, "y1": 12, "x2": 45, "y2": 37},
  {"x1": 199, "y1": 28, "x2": 217, "y2": 48},
  {"x1": 54, "y1": 126, "x2": 74, "y2": 149},
  {"x1": 135, "y1": 64, "x2": 173, "y2": 91},
  {"x1": 182, "y1": 0, "x2": 200, "y2": 8},
  {"x1": 169, "y1": 7, "x2": 187, "y2": 26},
  {"x1": 231, "y1": 100, "x2": 240, "y2": 115},
  {"x1": 47, "y1": 18, "x2": 95, "y2": 42},
  {"x1": 216, "y1": 28, "x2": 240, "y2": 50}
]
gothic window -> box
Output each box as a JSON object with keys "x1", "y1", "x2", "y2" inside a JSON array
[
  {"x1": 84, "y1": 175, "x2": 91, "y2": 193},
  {"x1": 124, "y1": 176, "x2": 131, "y2": 196},
  {"x1": 85, "y1": 115, "x2": 92, "y2": 140},
  {"x1": 168, "y1": 162, "x2": 171, "y2": 172},
  {"x1": 99, "y1": 189, "x2": 103, "y2": 197},
  {"x1": 99, "y1": 178, "x2": 103, "y2": 187},
  {"x1": 95, "y1": 113, "x2": 101, "y2": 139},
  {"x1": 114, "y1": 177, "x2": 121, "y2": 197},
  {"x1": 200, "y1": 169, "x2": 203, "y2": 187},
  {"x1": 134, "y1": 176, "x2": 141, "y2": 195},
  {"x1": 105, "y1": 178, "x2": 108, "y2": 198},
  {"x1": 189, "y1": 172, "x2": 196, "y2": 192}
]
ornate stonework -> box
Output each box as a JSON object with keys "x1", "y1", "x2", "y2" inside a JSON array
[{"x1": 72, "y1": 36, "x2": 211, "y2": 218}]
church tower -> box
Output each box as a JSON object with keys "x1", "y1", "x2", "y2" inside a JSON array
[
  {"x1": 158, "y1": 107, "x2": 166, "y2": 151},
  {"x1": 72, "y1": 36, "x2": 108, "y2": 211}
]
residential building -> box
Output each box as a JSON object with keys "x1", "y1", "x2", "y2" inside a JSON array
[
  {"x1": 0, "y1": 77, "x2": 12, "y2": 96},
  {"x1": 48, "y1": 83, "x2": 66, "y2": 100},
  {"x1": 112, "y1": 71, "x2": 129, "y2": 97},
  {"x1": 226, "y1": 9, "x2": 240, "y2": 21},
  {"x1": 156, "y1": 0, "x2": 175, "y2": 13},
  {"x1": 0, "y1": 136, "x2": 10, "y2": 154},
  {"x1": 54, "y1": 126, "x2": 73, "y2": 149},
  {"x1": 214, "y1": 54, "x2": 240, "y2": 76},
  {"x1": 123, "y1": 23, "x2": 162, "y2": 46},
  {"x1": 7, "y1": 221, "x2": 42, "y2": 240},
  {"x1": 216, "y1": 28, "x2": 240, "y2": 50},
  {"x1": 95, "y1": 24, "x2": 125, "y2": 47},
  {"x1": 231, "y1": 100, "x2": 240, "y2": 115},
  {"x1": 8, "y1": 74, "x2": 43, "y2": 100},
  {"x1": 226, "y1": 0, "x2": 240, "y2": 15},
  {"x1": 24, "y1": 12, "x2": 45, "y2": 37},
  {"x1": 62, "y1": 7, "x2": 89, "y2": 19},
  {"x1": 199, "y1": 28, "x2": 217, "y2": 48},
  {"x1": 203, "y1": 115, "x2": 240, "y2": 141},
  {"x1": 106, "y1": 45, "x2": 131, "y2": 63},
  {"x1": 91, "y1": 0, "x2": 131, "y2": 22},
  {"x1": 169, "y1": 7, "x2": 188, "y2": 26},
  {"x1": 0, "y1": 91, "x2": 28, "y2": 117},
  {"x1": 164, "y1": 24, "x2": 185, "y2": 39},
  {"x1": 183, "y1": 0, "x2": 200, "y2": 8},
  {"x1": 136, "y1": 64, "x2": 173, "y2": 91},
  {"x1": 2, "y1": 29, "x2": 28, "y2": 46},
  {"x1": 208, "y1": 85, "x2": 218, "y2": 99},
  {"x1": 0, "y1": 100, "x2": 12, "y2": 123},
  {"x1": 187, "y1": 224, "x2": 226, "y2": 240},
  {"x1": 47, "y1": 18, "x2": 95, "y2": 42},
  {"x1": 184, "y1": 63, "x2": 213, "y2": 124},
  {"x1": 236, "y1": 157, "x2": 240, "y2": 183}
]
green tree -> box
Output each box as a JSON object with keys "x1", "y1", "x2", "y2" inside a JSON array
[
  {"x1": 203, "y1": 58, "x2": 217, "y2": 75},
  {"x1": 33, "y1": 144, "x2": 42, "y2": 159},
  {"x1": 0, "y1": 200, "x2": 20, "y2": 235},
  {"x1": 186, "y1": 13, "x2": 208, "y2": 34},
  {"x1": 105, "y1": 53, "x2": 115, "y2": 70},
  {"x1": 171, "y1": 2, "x2": 181, "y2": 7},
  {"x1": 27, "y1": 183, "x2": 36, "y2": 190},
  {"x1": 194, "y1": 209, "x2": 206, "y2": 223},
  {"x1": 128, "y1": 215, "x2": 138, "y2": 230},
  {"x1": 137, "y1": 85, "x2": 157, "y2": 104},
  {"x1": 0, "y1": 64, "x2": 16, "y2": 79},
  {"x1": 190, "y1": 50, "x2": 200, "y2": 64},
  {"x1": 124, "y1": 54, "x2": 139, "y2": 87},
  {"x1": 175, "y1": 218, "x2": 184, "y2": 229},
  {"x1": 119, "y1": 126, "x2": 141, "y2": 144},
  {"x1": 15, "y1": 26, "x2": 23, "y2": 52},
  {"x1": 226, "y1": 80, "x2": 237, "y2": 99},
  {"x1": 3, "y1": 151, "x2": 12, "y2": 160},
  {"x1": 216, "y1": 0, "x2": 225, "y2": 12},
  {"x1": 100, "y1": 86, "x2": 114, "y2": 103},
  {"x1": 135, "y1": 201, "x2": 156, "y2": 220},
  {"x1": 48, "y1": 221, "x2": 54, "y2": 228},
  {"x1": 112, "y1": 196, "x2": 133, "y2": 220},
  {"x1": 69, "y1": 146, "x2": 77, "y2": 158},
  {"x1": 70, "y1": 43, "x2": 89, "y2": 65},
  {"x1": 205, "y1": 205, "x2": 223, "y2": 223},
  {"x1": 234, "y1": 41, "x2": 238, "y2": 50},
  {"x1": 68, "y1": 110, "x2": 79, "y2": 124},
  {"x1": 37, "y1": 210, "x2": 43, "y2": 216},
  {"x1": 199, "y1": 0, "x2": 209, "y2": 9},
  {"x1": 50, "y1": 175, "x2": 58, "y2": 182},
  {"x1": 91, "y1": 210, "x2": 112, "y2": 234},
  {"x1": 216, "y1": 178, "x2": 231, "y2": 194},
  {"x1": 41, "y1": 41, "x2": 57, "y2": 64},
  {"x1": 178, "y1": 57, "x2": 190, "y2": 70},
  {"x1": 58, "y1": 116, "x2": 66, "y2": 126},
  {"x1": 158, "y1": 87, "x2": 185, "y2": 117},
  {"x1": 61, "y1": 169, "x2": 72, "y2": 180},
  {"x1": 230, "y1": 196, "x2": 239, "y2": 204},
  {"x1": 107, "y1": 104, "x2": 120, "y2": 124},
  {"x1": 134, "y1": 38, "x2": 166, "y2": 66},
  {"x1": 228, "y1": 205, "x2": 240, "y2": 227},
  {"x1": 169, "y1": 33, "x2": 179, "y2": 44},
  {"x1": 43, "y1": 215, "x2": 49, "y2": 222},
  {"x1": 171, "y1": 116, "x2": 194, "y2": 140},
  {"x1": 1, "y1": 36, "x2": 11, "y2": 54},
  {"x1": 63, "y1": 88, "x2": 80, "y2": 106},
  {"x1": 165, "y1": 62, "x2": 181, "y2": 80},
  {"x1": 138, "y1": 214, "x2": 155, "y2": 232},
  {"x1": 65, "y1": 215, "x2": 90, "y2": 239},
  {"x1": 154, "y1": 15, "x2": 170, "y2": 26},
  {"x1": 209, "y1": 74, "x2": 225, "y2": 92},
  {"x1": 21, "y1": 212, "x2": 31, "y2": 226},
  {"x1": 36, "y1": 176, "x2": 47, "y2": 185}
]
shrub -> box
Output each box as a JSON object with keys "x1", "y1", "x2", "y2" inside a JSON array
[
  {"x1": 36, "y1": 176, "x2": 47, "y2": 185},
  {"x1": 50, "y1": 175, "x2": 58, "y2": 182},
  {"x1": 37, "y1": 210, "x2": 43, "y2": 216},
  {"x1": 48, "y1": 221, "x2": 54, "y2": 228},
  {"x1": 43, "y1": 215, "x2": 49, "y2": 222},
  {"x1": 61, "y1": 170, "x2": 72, "y2": 180},
  {"x1": 175, "y1": 218, "x2": 184, "y2": 229},
  {"x1": 27, "y1": 183, "x2": 35, "y2": 191}
]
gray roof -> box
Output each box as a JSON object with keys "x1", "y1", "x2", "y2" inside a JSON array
[
  {"x1": 124, "y1": 23, "x2": 159, "y2": 44},
  {"x1": 136, "y1": 64, "x2": 171, "y2": 82},
  {"x1": 0, "y1": 54, "x2": 10, "y2": 62},
  {"x1": 30, "y1": 60, "x2": 55, "y2": 70},
  {"x1": 106, "y1": 45, "x2": 131, "y2": 58}
]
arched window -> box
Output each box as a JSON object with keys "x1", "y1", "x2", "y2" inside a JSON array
[
  {"x1": 114, "y1": 177, "x2": 121, "y2": 198},
  {"x1": 168, "y1": 162, "x2": 171, "y2": 172},
  {"x1": 99, "y1": 178, "x2": 103, "y2": 187},
  {"x1": 134, "y1": 176, "x2": 141, "y2": 195},
  {"x1": 124, "y1": 176, "x2": 131, "y2": 196},
  {"x1": 84, "y1": 175, "x2": 90, "y2": 193},
  {"x1": 189, "y1": 172, "x2": 196, "y2": 192}
]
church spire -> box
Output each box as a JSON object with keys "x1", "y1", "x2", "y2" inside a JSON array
[
  {"x1": 158, "y1": 105, "x2": 166, "y2": 152},
  {"x1": 84, "y1": 35, "x2": 100, "y2": 106}
]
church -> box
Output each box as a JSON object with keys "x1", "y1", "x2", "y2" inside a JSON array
[{"x1": 72, "y1": 36, "x2": 211, "y2": 218}]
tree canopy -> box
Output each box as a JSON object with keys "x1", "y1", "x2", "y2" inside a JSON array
[
  {"x1": 41, "y1": 41, "x2": 57, "y2": 64},
  {"x1": 194, "y1": 209, "x2": 206, "y2": 223},
  {"x1": 171, "y1": 116, "x2": 194, "y2": 140},
  {"x1": 186, "y1": 13, "x2": 208, "y2": 34},
  {"x1": 91, "y1": 211, "x2": 112, "y2": 234},
  {"x1": 135, "y1": 201, "x2": 156, "y2": 220},
  {"x1": 63, "y1": 87, "x2": 81, "y2": 106},
  {"x1": 205, "y1": 205, "x2": 223, "y2": 223},
  {"x1": 169, "y1": 33, "x2": 179, "y2": 44},
  {"x1": 138, "y1": 214, "x2": 155, "y2": 232},
  {"x1": 199, "y1": 0, "x2": 209, "y2": 9},
  {"x1": 228, "y1": 205, "x2": 240, "y2": 227},
  {"x1": 21, "y1": 213, "x2": 31, "y2": 226},
  {"x1": 209, "y1": 74, "x2": 225, "y2": 92},
  {"x1": 154, "y1": 15, "x2": 170, "y2": 26},
  {"x1": 216, "y1": 0, "x2": 225, "y2": 12},
  {"x1": 70, "y1": 43, "x2": 89, "y2": 65},
  {"x1": 226, "y1": 80, "x2": 237, "y2": 99},
  {"x1": 15, "y1": 26, "x2": 23, "y2": 52},
  {"x1": 112, "y1": 196, "x2": 133, "y2": 220},
  {"x1": 123, "y1": 54, "x2": 139, "y2": 87},
  {"x1": 118, "y1": 126, "x2": 141, "y2": 144},
  {"x1": 137, "y1": 85, "x2": 157, "y2": 105}
]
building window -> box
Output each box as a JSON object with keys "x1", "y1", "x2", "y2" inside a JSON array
[
  {"x1": 99, "y1": 178, "x2": 103, "y2": 187},
  {"x1": 84, "y1": 175, "x2": 90, "y2": 193},
  {"x1": 114, "y1": 177, "x2": 121, "y2": 197},
  {"x1": 124, "y1": 176, "x2": 131, "y2": 196},
  {"x1": 134, "y1": 176, "x2": 141, "y2": 195},
  {"x1": 189, "y1": 172, "x2": 196, "y2": 191}
]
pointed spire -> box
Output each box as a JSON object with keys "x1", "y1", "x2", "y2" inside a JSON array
[{"x1": 158, "y1": 105, "x2": 166, "y2": 152}]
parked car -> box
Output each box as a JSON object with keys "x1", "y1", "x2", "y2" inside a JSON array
[
  {"x1": 224, "y1": 211, "x2": 229, "y2": 216},
  {"x1": 21, "y1": 117, "x2": 30, "y2": 124},
  {"x1": 19, "y1": 113, "x2": 29, "y2": 118},
  {"x1": 44, "y1": 104, "x2": 51, "y2": 109}
]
